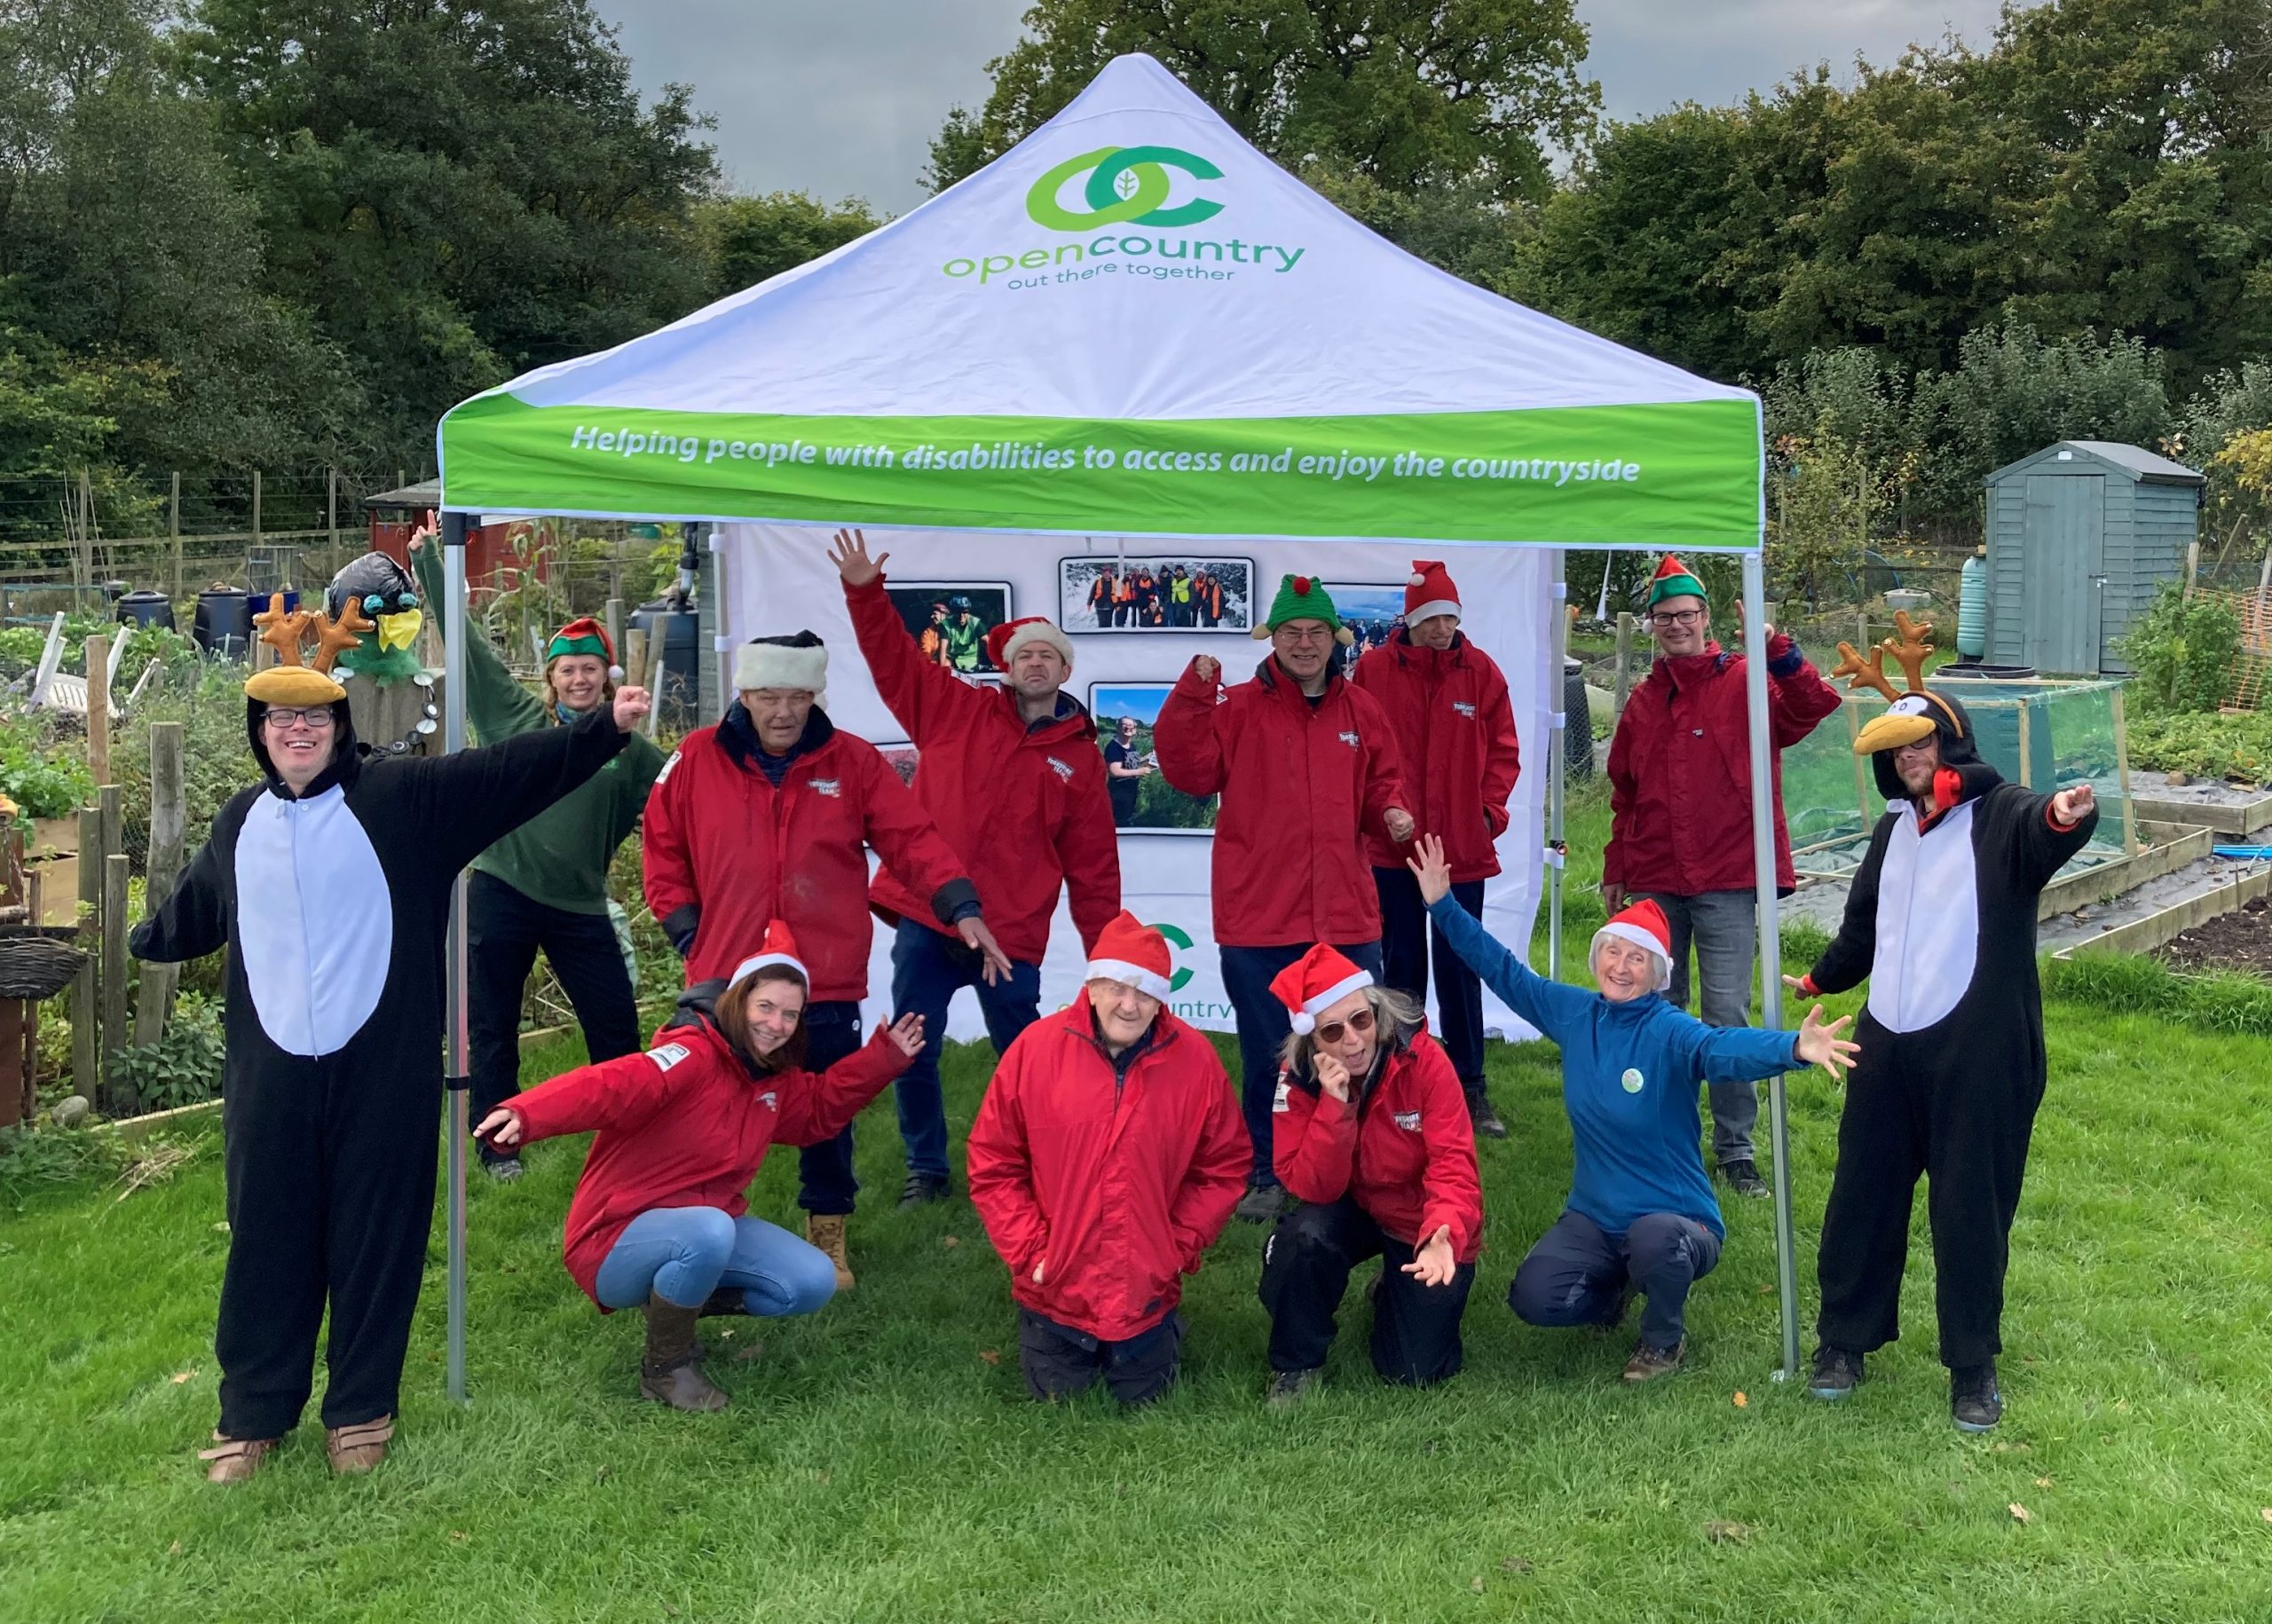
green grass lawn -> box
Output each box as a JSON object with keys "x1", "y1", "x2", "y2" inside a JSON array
[{"x1": 6, "y1": 792, "x2": 2272, "y2": 1620}]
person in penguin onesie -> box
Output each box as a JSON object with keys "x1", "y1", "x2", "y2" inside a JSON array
[
  {"x1": 1793, "y1": 623, "x2": 2097, "y2": 1431},
  {"x1": 133, "y1": 662, "x2": 651, "y2": 1483}
]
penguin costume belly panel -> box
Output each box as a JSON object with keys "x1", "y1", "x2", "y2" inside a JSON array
[{"x1": 132, "y1": 666, "x2": 632, "y2": 1443}]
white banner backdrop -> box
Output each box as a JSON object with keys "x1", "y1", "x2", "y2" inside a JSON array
[{"x1": 714, "y1": 524, "x2": 1553, "y2": 1045}]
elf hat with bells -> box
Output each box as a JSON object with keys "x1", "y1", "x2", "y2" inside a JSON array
[{"x1": 1833, "y1": 611, "x2": 1981, "y2": 800}]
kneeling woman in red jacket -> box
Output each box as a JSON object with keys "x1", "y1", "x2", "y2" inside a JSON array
[
  {"x1": 476, "y1": 922, "x2": 923, "y2": 1411},
  {"x1": 1258, "y1": 943, "x2": 1485, "y2": 1407},
  {"x1": 967, "y1": 912, "x2": 1250, "y2": 1406}
]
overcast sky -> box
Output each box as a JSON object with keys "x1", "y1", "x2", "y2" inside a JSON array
[{"x1": 590, "y1": 0, "x2": 2013, "y2": 215}]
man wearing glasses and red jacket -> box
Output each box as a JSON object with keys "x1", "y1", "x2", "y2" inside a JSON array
[{"x1": 1603, "y1": 555, "x2": 1842, "y2": 1198}]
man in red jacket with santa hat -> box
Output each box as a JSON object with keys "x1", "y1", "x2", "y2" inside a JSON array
[
  {"x1": 1351, "y1": 560, "x2": 1523, "y2": 1140},
  {"x1": 966, "y1": 912, "x2": 1250, "y2": 1407},
  {"x1": 1604, "y1": 555, "x2": 1842, "y2": 1197}
]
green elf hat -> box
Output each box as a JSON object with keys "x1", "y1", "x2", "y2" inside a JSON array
[
  {"x1": 1645, "y1": 554, "x2": 1707, "y2": 608},
  {"x1": 1251, "y1": 572, "x2": 1356, "y2": 645},
  {"x1": 546, "y1": 616, "x2": 624, "y2": 681}
]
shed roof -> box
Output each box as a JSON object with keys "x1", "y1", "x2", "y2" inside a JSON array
[
  {"x1": 1985, "y1": 441, "x2": 2205, "y2": 486},
  {"x1": 363, "y1": 478, "x2": 441, "y2": 512}
]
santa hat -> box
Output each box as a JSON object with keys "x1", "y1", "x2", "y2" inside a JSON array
[
  {"x1": 730, "y1": 920, "x2": 809, "y2": 989},
  {"x1": 1269, "y1": 943, "x2": 1375, "y2": 1036},
  {"x1": 1251, "y1": 573, "x2": 1356, "y2": 644},
  {"x1": 546, "y1": 616, "x2": 623, "y2": 682},
  {"x1": 1404, "y1": 561, "x2": 1462, "y2": 626},
  {"x1": 734, "y1": 631, "x2": 826, "y2": 706},
  {"x1": 985, "y1": 616, "x2": 1075, "y2": 673},
  {"x1": 1646, "y1": 555, "x2": 1707, "y2": 609},
  {"x1": 1591, "y1": 899, "x2": 1674, "y2": 991},
  {"x1": 1083, "y1": 911, "x2": 1173, "y2": 999}
]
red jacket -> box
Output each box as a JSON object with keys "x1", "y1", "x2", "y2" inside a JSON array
[
  {"x1": 1351, "y1": 631, "x2": 1521, "y2": 881},
  {"x1": 505, "y1": 1007, "x2": 912, "y2": 1307},
  {"x1": 966, "y1": 1002, "x2": 1250, "y2": 1342},
  {"x1": 1605, "y1": 635, "x2": 1842, "y2": 897},
  {"x1": 1274, "y1": 1029, "x2": 1485, "y2": 1262},
  {"x1": 642, "y1": 708, "x2": 974, "y2": 999},
  {"x1": 1154, "y1": 656, "x2": 1408, "y2": 948},
  {"x1": 846, "y1": 576, "x2": 1119, "y2": 965}
]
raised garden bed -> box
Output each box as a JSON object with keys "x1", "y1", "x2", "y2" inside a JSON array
[{"x1": 2155, "y1": 893, "x2": 2272, "y2": 979}]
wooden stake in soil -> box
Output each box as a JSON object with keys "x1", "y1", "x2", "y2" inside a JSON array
[
  {"x1": 132, "y1": 722, "x2": 185, "y2": 1045},
  {"x1": 624, "y1": 627, "x2": 649, "y2": 694},
  {"x1": 2109, "y1": 685, "x2": 2140, "y2": 858},
  {"x1": 1613, "y1": 611, "x2": 1634, "y2": 719},
  {"x1": 84, "y1": 632, "x2": 110, "y2": 788},
  {"x1": 102, "y1": 852, "x2": 130, "y2": 1108},
  {"x1": 72, "y1": 805, "x2": 99, "y2": 1107}
]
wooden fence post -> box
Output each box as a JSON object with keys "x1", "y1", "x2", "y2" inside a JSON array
[
  {"x1": 605, "y1": 597, "x2": 625, "y2": 672},
  {"x1": 102, "y1": 852, "x2": 130, "y2": 1106},
  {"x1": 1613, "y1": 611, "x2": 1634, "y2": 718},
  {"x1": 72, "y1": 804, "x2": 99, "y2": 1105},
  {"x1": 170, "y1": 471, "x2": 183, "y2": 606},
  {"x1": 85, "y1": 632, "x2": 110, "y2": 791},
  {"x1": 624, "y1": 627, "x2": 649, "y2": 693},
  {"x1": 132, "y1": 723, "x2": 185, "y2": 1045}
]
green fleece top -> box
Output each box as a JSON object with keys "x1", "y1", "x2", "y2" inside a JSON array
[{"x1": 413, "y1": 544, "x2": 665, "y2": 914}]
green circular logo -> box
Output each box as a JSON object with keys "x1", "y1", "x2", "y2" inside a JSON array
[
  {"x1": 1149, "y1": 921, "x2": 1196, "y2": 993},
  {"x1": 1621, "y1": 1068, "x2": 1645, "y2": 1094},
  {"x1": 1026, "y1": 146, "x2": 1226, "y2": 233}
]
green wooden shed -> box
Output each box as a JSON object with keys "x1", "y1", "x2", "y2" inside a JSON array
[{"x1": 1984, "y1": 440, "x2": 2203, "y2": 675}]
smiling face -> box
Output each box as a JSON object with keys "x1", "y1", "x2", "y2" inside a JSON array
[
  {"x1": 1592, "y1": 935, "x2": 1660, "y2": 1004},
  {"x1": 1008, "y1": 642, "x2": 1067, "y2": 703},
  {"x1": 742, "y1": 687, "x2": 815, "y2": 753},
  {"x1": 1648, "y1": 593, "x2": 1709, "y2": 658},
  {"x1": 1312, "y1": 987, "x2": 1380, "y2": 1076},
  {"x1": 1408, "y1": 612, "x2": 1458, "y2": 650},
  {"x1": 740, "y1": 973, "x2": 807, "y2": 1058},
  {"x1": 1086, "y1": 977, "x2": 1160, "y2": 1052},
  {"x1": 1272, "y1": 618, "x2": 1335, "y2": 685},
  {"x1": 548, "y1": 653, "x2": 610, "y2": 713},
  {"x1": 261, "y1": 705, "x2": 339, "y2": 792},
  {"x1": 1894, "y1": 732, "x2": 1944, "y2": 796}
]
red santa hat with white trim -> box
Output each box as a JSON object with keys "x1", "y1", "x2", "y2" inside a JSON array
[
  {"x1": 1403, "y1": 560, "x2": 1462, "y2": 627},
  {"x1": 1269, "y1": 942, "x2": 1377, "y2": 1036},
  {"x1": 985, "y1": 616, "x2": 1075, "y2": 673},
  {"x1": 1591, "y1": 899, "x2": 1674, "y2": 991},
  {"x1": 1083, "y1": 911, "x2": 1173, "y2": 1000},
  {"x1": 730, "y1": 919, "x2": 809, "y2": 989}
]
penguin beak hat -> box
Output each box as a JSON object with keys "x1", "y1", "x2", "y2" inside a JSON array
[{"x1": 1829, "y1": 611, "x2": 1981, "y2": 799}]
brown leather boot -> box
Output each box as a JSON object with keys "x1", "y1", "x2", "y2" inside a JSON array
[
  {"x1": 805, "y1": 1213, "x2": 854, "y2": 1291},
  {"x1": 198, "y1": 1432, "x2": 278, "y2": 1485},
  {"x1": 640, "y1": 1293, "x2": 728, "y2": 1412},
  {"x1": 324, "y1": 1415, "x2": 395, "y2": 1474}
]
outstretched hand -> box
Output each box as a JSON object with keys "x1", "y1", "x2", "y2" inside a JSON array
[
  {"x1": 1401, "y1": 1224, "x2": 1457, "y2": 1288},
  {"x1": 474, "y1": 1107, "x2": 523, "y2": 1148},
  {"x1": 1795, "y1": 1002, "x2": 1859, "y2": 1082},
  {"x1": 611, "y1": 685, "x2": 652, "y2": 731},
  {"x1": 885, "y1": 1012, "x2": 927, "y2": 1057},
  {"x1": 829, "y1": 527, "x2": 887, "y2": 587},
  {"x1": 1406, "y1": 832, "x2": 1453, "y2": 905},
  {"x1": 2050, "y1": 783, "x2": 2096, "y2": 828}
]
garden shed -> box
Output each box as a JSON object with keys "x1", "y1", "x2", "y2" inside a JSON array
[{"x1": 1984, "y1": 440, "x2": 2203, "y2": 675}]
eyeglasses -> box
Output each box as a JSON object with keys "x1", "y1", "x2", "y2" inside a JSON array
[
  {"x1": 1649, "y1": 609, "x2": 1704, "y2": 627},
  {"x1": 1275, "y1": 625, "x2": 1334, "y2": 644},
  {"x1": 262, "y1": 707, "x2": 335, "y2": 729},
  {"x1": 1314, "y1": 1007, "x2": 1376, "y2": 1046}
]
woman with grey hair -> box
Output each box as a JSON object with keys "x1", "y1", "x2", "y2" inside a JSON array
[{"x1": 1255, "y1": 944, "x2": 1484, "y2": 1407}]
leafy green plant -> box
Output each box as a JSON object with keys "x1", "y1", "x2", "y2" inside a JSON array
[
  {"x1": 104, "y1": 992, "x2": 225, "y2": 1113},
  {"x1": 2118, "y1": 581, "x2": 2241, "y2": 713},
  {"x1": 2124, "y1": 708, "x2": 2272, "y2": 784}
]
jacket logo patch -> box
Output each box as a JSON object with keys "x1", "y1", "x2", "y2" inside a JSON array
[
  {"x1": 1393, "y1": 1110, "x2": 1422, "y2": 1131},
  {"x1": 1272, "y1": 1079, "x2": 1291, "y2": 1113},
  {"x1": 1452, "y1": 701, "x2": 1477, "y2": 718},
  {"x1": 759, "y1": 1090, "x2": 778, "y2": 1111},
  {"x1": 810, "y1": 778, "x2": 841, "y2": 798},
  {"x1": 655, "y1": 749, "x2": 682, "y2": 784},
  {"x1": 649, "y1": 1043, "x2": 691, "y2": 1072},
  {"x1": 1338, "y1": 730, "x2": 1361, "y2": 748},
  {"x1": 1621, "y1": 1068, "x2": 1645, "y2": 1094},
  {"x1": 1045, "y1": 755, "x2": 1074, "y2": 783}
]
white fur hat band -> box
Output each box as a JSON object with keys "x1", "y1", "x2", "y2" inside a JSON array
[{"x1": 735, "y1": 632, "x2": 827, "y2": 704}]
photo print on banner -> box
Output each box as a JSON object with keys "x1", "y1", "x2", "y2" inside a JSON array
[
  {"x1": 1060, "y1": 556, "x2": 1253, "y2": 633},
  {"x1": 884, "y1": 581, "x2": 1014, "y2": 677},
  {"x1": 1321, "y1": 581, "x2": 1408, "y2": 665},
  {"x1": 1090, "y1": 682, "x2": 1218, "y2": 833}
]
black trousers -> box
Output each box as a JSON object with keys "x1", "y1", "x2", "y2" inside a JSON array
[
  {"x1": 215, "y1": 1052, "x2": 441, "y2": 1439},
  {"x1": 1510, "y1": 1208, "x2": 1721, "y2": 1351},
  {"x1": 466, "y1": 871, "x2": 642, "y2": 1163},
  {"x1": 785, "y1": 1005, "x2": 867, "y2": 1213},
  {"x1": 1017, "y1": 1307, "x2": 1183, "y2": 1406},
  {"x1": 1258, "y1": 1195, "x2": 1475, "y2": 1384},
  {"x1": 1816, "y1": 1016, "x2": 2044, "y2": 1370},
  {"x1": 1374, "y1": 868, "x2": 1487, "y2": 1086}
]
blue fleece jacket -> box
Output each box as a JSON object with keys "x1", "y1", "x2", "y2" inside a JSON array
[{"x1": 1427, "y1": 895, "x2": 1798, "y2": 1241}]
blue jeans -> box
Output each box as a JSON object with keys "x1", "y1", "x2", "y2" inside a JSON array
[
  {"x1": 888, "y1": 919, "x2": 1044, "y2": 1182},
  {"x1": 1510, "y1": 1209, "x2": 1723, "y2": 1351},
  {"x1": 593, "y1": 1206, "x2": 839, "y2": 1315},
  {"x1": 1219, "y1": 939, "x2": 1384, "y2": 1186}
]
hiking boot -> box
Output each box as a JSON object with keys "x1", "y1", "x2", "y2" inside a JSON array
[
  {"x1": 640, "y1": 1295, "x2": 728, "y2": 1413},
  {"x1": 324, "y1": 1416, "x2": 395, "y2": 1474},
  {"x1": 806, "y1": 1213, "x2": 854, "y2": 1291},
  {"x1": 1622, "y1": 1339, "x2": 1685, "y2": 1383},
  {"x1": 1950, "y1": 1361, "x2": 2002, "y2": 1432},
  {"x1": 899, "y1": 1172, "x2": 952, "y2": 1208},
  {"x1": 1463, "y1": 1085, "x2": 1509, "y2": 1140},
  {"x1": 1720, "y1": 1158, "x2": 1770, "y2": 1200},
  {"x1": 1266, "y1": 1368, "x2": 1322, "y2": 1409},
  {"x1": 1807, "y1": 1344, "x2": 1865, "y2": 1401},
  {"x1": 1235, "y1": 1181, "x2": 1290, "y2": 1225},
  {"x1": 197, "y1": 1432, "x2": 278, "y2": 1485},
  {"x1": 481, "y1": 1155, "x2": 525, "y2": 1185}
]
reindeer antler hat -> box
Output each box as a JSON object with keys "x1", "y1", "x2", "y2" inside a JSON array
[{"x1": 1832, "y1": 611, "x2": 1981, "y2": 798}]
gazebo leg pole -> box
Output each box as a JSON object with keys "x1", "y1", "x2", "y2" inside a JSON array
[
  {"x1": 1546, "y1": 559, "x2": 1567, "y2": 980},
  {"x1": 441, "y1": 511, "x2": 472, "y2": 1407},
  {"x1": 1741, "y1": 548, "x2": 1799, "y2": 1381}
]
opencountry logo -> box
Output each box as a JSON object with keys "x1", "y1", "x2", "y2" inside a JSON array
[
  {"x1": 1148, "y1": 921, "x2": 1197, "y2": 993},
  {"x1": 1027, "y1": 146, "x2": 1225, "y2": 232}
]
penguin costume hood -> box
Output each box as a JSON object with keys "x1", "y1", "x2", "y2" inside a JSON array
[
  {"x1": 1834, "y1": 612, "x2": 2000, "y2": 808},
  {"x1": 244, "y1": 666, "x2": 362, "y2": 792}
]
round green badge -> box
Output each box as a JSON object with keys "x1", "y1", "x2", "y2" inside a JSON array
[{"x1": 1621, "y1": 1068, "x2": 1645, "y2": 1094}]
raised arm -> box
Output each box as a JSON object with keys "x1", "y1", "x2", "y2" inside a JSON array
[
  {"x1": 413, "y1": 702, "x2": 630, "y2": 872},
  {"x1": 1166, "y1": 1055, "x2": 1250, "y2": 1273},
  {"x1": 1153, "y1": 658, "x2": 1227, "y2": 797},
  {"x1": 2009, "y1": 783, "x2": 2100, "y2": 893},
  {"x1": 503, "y1": 1044, "x2": 686, "y2": 1144},
  {"x1": 773, "y1": 1023, "x2": 920, "y2": 1147},
  {"x1": 966, "y1": 1040, "x2": 1048, "y2": 1277},
  {"x1": 1424, "y1": 887, "x2": 1592, "y2": 1044},
  {"x1": 1766, "y1": 633, "x2": 1842, "y2": 747},
  {"x1": 838, "y1": 532, "x2": 982, "y2": 745},
  {"x1": 410, "y1": 534, "x2": 544, "y2": 742}
]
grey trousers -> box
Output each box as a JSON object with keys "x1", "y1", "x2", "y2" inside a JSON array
[{"x1": 1634, "y1": 888, "x2": 1760, "y2": 1165}]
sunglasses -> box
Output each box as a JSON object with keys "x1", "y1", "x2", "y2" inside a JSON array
[{"x1": 1314, "y1": 1006, "x2": 1376, "y2": 1046}]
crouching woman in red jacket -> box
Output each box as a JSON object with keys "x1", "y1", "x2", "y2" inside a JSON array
[
  {"x1": 1258, "y1": 944, "x2": 1485, "y2": 1407},
  {"x1": 966, "y1": 912, "x2": 1250, "y2": 1407},
  {"x1": 475, "y1": 922, "x2": 923, "y2": 1412}
]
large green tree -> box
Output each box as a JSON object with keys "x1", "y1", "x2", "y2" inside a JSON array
[{"x1": 696, "y1": 193, "x2": 880, "y2": 302}]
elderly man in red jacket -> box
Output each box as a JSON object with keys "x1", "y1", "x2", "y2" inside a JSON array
[
  {"x1": 642, "y1": 628, "x2": 1008, "y2": 1288},
  {"x1": 830, "y1": 529, "x2": 1121, "y2": 1208},
  {"x1": 1352, "y1": 560, "x2": 1523, "y2": 1140},
  {"x1": 1156, "y1": 573, "x2": 1414, "y2": 1224},
  {"x1": 1603, "y1": 556, "x2": 1842, "y2": 1197},
  {"x1": 967, "y1": 912, "x2": 1250, "y2": 1406}
]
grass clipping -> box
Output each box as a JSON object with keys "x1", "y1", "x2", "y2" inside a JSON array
[{"x1": 105, "y1": 1135, "x2": 198, "y2": 1209}]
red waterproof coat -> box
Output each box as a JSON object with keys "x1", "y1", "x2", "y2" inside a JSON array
[
  {"x1": 1154, "y1": 656, "x2": 1408, "y2": 948},
  {"x1": 1351, "y1": 630, "x2": 1522, "y2": 881},
  {"x1": 846, "y1": 576, "x2": 1119, "y2": 966},
  {"x1": 1274, "y1": 1029, "x2": 1485, "y2": 1262},
  {"x1": 1605, "y1": 635, "x2": 1842, "y2": 897},
  {"x1": 505, "y1": 1009, "x2": 912, "y2": 1307},
  {"x1": 642, "y1": 711, "x2": 973, "y2": 999},
  {"x1": 966, "y1": 1002, "x2": 1250, "y2": 1342}
]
